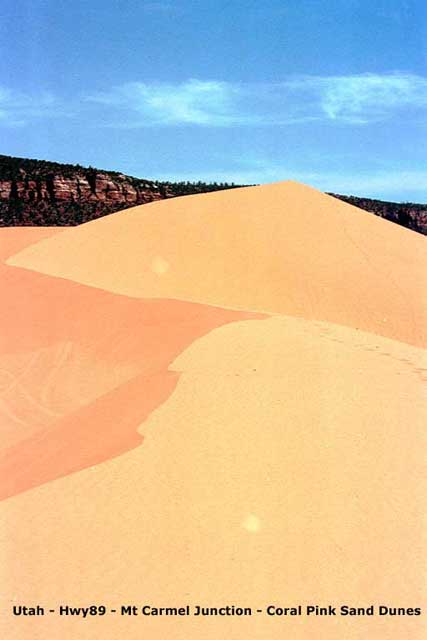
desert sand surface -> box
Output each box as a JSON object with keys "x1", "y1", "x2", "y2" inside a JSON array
[
  {"x1": 1, "y1": 316, "x2": 426, "y2": 640},
  {"x1": 1, "y1": 182, "x2": 427, "y2": 639},
  {"x1": 0, "y1": 227, "x2": 259, "y2": 497},
  {"x1": 8, "y1": 181, "x2": 427, "y2": 347},
  {"x1": 0, "y1": 226, "x2": 60, "y2": 260}
]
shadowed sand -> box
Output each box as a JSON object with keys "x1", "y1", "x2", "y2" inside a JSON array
[
  {"x1": 0, "y1": 228, "x2": 261, "y2": 499},
  {"x1": 1, "y1": 316, "x2": 426, "y2": 640},
  {"x1": 8, "y1": 181, "x2": 427, "y2": 347}
]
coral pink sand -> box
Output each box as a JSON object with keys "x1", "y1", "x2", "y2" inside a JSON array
[
  {"x1": 1, "y1": 183, "x2": 426, "y2": 640},
  {"x1": 0, "y1": 227, "x2": 262, "y2": 499}
]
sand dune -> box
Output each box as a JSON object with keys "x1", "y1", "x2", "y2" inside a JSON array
[
  {"x1": 1, "y1": 182, "x2": 426, "y2": 639},
  {"x1": 8, "y1": 181, "x2": 427, "y2": 347},
  {"x1": 0, "y1": 226, "x2": 60, "y2": 260},
  {"x1": 0, "y1": 227, "x2": 260, "y2": 498},
  {"x1": 1, "y1": 316, "x2": 426, "y2": 640}
]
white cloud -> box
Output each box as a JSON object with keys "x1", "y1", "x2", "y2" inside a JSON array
[
  {"x1": 122, "y1": 79, "x2": 241, "y2": 125},
  {"x1": 86, "y1": 73, "x2": 427, "y2": 127},
  {"x1": 4, "y1": 73, "x2": 427, "y2": 129},
  {"x1": 291, "y1": 73, "x2": 427, "y2": 123},
  {"x1": 87, "y1": 79, "x2": 258, "y2": 126}
]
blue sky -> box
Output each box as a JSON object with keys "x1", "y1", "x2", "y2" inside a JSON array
[{"x1": 1, "y1": 0, "x2": 427, "y2": 200}]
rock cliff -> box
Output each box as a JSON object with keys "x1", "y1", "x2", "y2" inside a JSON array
[{"x1": 0, "y1": 156, "x2": 176, "y2": 225}]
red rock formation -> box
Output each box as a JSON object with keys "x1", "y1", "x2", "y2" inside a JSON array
[
  {"x1": 0, "y1": 173, "x2": 166, "y2": 206},
  {"x1": 0, "y1": 158, "x2": 177, "y2": 225}
]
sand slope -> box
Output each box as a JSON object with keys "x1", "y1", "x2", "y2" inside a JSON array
[
  {"x1": 0, "y1": 227, "x2": 61, "y2": 260},
  {"x1": 1, "y1": 316, "x2": 426, "y2": 640},
  {"x1": 8, "y1": 181, "x2": 427, "y2": 347},
  {"x1": 1, "y1": 183, "x2": 427, "y2": 639},
  {"x1": 0, "y1": 227, "x2": 260, "y2": 498}
]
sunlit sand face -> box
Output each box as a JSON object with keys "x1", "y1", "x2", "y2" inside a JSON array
[
  {"x1": 1, "y1": 184, "x2": 426, "y2": 639},
  {"x1": 151, "y1": 255, "x2": 170, "y2": 275},
  {"x1": 9, "y1": 182, "x2": 427, "y2": 347},
  {"x1": 1, "y1": 315, "x2": 426, "y2": 639}
]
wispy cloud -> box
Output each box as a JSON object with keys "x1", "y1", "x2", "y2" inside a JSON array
[
  {"x1": 86, "y1": 79, "x2": 256, "y2": 126},
  {"x1": 4, "y1": 73, "x2": 427, "y2": 129},
  {"x1": 293, "y1": 73, "x2": 427, "y2": 124},
  {"x1": 86, "y1": 73, "x2": 427, "y2": 127},
  {"x1": 0, "y1": 86, "x2": 65, "y2": 127}
]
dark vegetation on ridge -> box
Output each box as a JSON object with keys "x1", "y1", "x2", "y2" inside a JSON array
[{"x1": 0, "y1": 154, "x2": 426, "y2": 234}]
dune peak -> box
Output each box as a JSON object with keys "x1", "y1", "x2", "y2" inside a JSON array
[{"x1": 6, "y1": 181, "x2": 427, "y2": 347}]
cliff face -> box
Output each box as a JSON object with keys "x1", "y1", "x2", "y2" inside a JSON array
[
  {"x1": 0, "y1": 156, "x2": 174, "y2": 226},
  {"x1": 0, "y1": 173, "x2": 165, "y2": 205}
]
